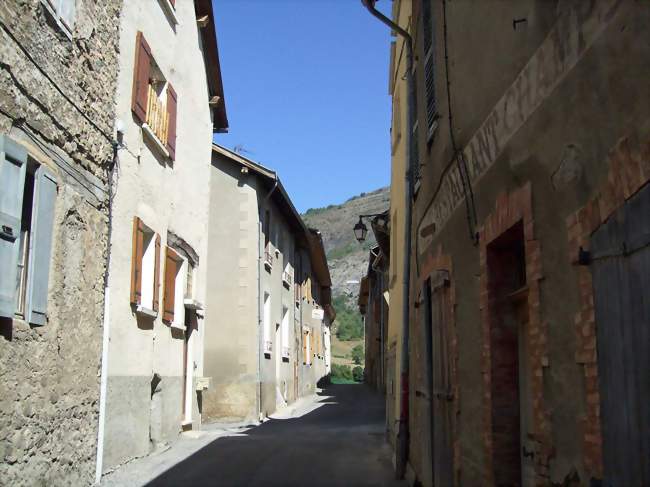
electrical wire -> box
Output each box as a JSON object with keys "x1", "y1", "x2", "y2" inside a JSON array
[
  {"x1": 0, "y1": 18, "x2": 115, "y2": 148},
  {"x1": 441, "y1": 0, "x2": 479, "y2": 245}
]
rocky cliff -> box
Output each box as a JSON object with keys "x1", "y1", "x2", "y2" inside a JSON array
[{"x1": 302, "y1": 187, "x2": 389, "y2": 302}]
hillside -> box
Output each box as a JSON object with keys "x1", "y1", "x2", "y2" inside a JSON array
[
  {"x1": 302, "y1": 187, "x2": 390, "y2": 302},
  {"x1": 302, "y1": 187, "x2": 390, "y2": 369}
]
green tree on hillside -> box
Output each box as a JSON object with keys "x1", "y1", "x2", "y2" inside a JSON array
[
  {"x1": 351, "y1": 344, "x2": 364, "y2": 365},
  {"x1": 333, "y1": 295, "x2": 363, "y2": 341}
]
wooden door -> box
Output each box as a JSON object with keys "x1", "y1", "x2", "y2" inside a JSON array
[
  {"x1": 431, "y1": 271, "x2": 453, "y2": 486},
  {"x1": 591, "y1": 183, "x2": 649, "y2": 485}
]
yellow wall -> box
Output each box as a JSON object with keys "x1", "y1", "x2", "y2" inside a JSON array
[{"x1": 386, "y1": 0, "x2": 412, "y2": 450}]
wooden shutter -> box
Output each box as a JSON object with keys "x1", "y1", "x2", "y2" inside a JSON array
[
  {"x1": 163, "y1": 246, "x2": 180, "y2": 323},
  {"x1": 131, "y1": 31, "x2": 152, "y2": 124},
  {"x1": 152, "y1": 234, "x2": 161, "y2": 312},
  {"x1": 421, "y1": 0, "x2": 437, "y2": 138},
  {"x1": 26, "y1": 168, "x2": 57, "y2": 326},
  {"x1": 591, "y1": 184, "x2": 650, "y2": 485},
  {"x1": 166, "y1": 84, "x2": 177, "y2": 161},
  {"x1": 0, "y1": 136, "x2": 27, "y2": 318},
  {"x1": 130, "y1": 217, "x2": 145, "y2": 304}
]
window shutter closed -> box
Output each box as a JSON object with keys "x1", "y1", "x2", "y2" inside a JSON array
[
  {"x1": 0, "y1": 136, "x2": 27, "y2": 318},
  {"x1": 26, "y1": 168, "x2": 57, "y2": 326},
  {"x1": 131, "y1": 31, "x2": 152, "y2": 124},
  {"x1": 152, "y1": 234, "x2": 160, "y2": 312},
  {"x1": 421, "y1": 0, "x2": 437, "y2": 138},
  {"x1": 163, "y1": 246, "x2": 179, "y2": 323},
  {"x1": 130, "y1": 217, "x2": 145, "y2": 304},
  {"x1": 166, "y1": 84, "x2": 177, "y2": 161}
]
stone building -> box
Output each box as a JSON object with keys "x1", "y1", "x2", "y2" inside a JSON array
[
  {"x1": 0, "y1": 0, "x2": 122, "y2": 485},
  {"x1": 203, "y1": 144, "x2": 334, "y2": 423},
  {"x1": 366, "y1": 0, "x2": 649, "y2": 485},
  {"x1": 97, "y1": 0, "x2": 228, "y2": 475}
]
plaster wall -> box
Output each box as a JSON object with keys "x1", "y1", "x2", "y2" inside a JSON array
[
  {"x1": 259, "y1": 199, "x2": 298, "y2": 416},
  {"x1": 102, "y1": 0, "x2": 213, "y2": 471},
  {"x1": 0, "y1": 1, "x2": 122, "y2": 484},
  {"x1": 203, "y1": 153, "x2": 260, "y2": 423}
]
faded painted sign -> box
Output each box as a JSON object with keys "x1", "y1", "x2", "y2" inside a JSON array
[{"x1": 418, "y1": 0, "x2": 623, "y2": 253}]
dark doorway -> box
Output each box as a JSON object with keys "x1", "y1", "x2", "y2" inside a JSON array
[{"x1": 486, "y1": 220, "x2": 534, "y2": 486}]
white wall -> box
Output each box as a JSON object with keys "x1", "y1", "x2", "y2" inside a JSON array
[{"x1": 102, "y1": 0, "x2": 213, "y2": 471}]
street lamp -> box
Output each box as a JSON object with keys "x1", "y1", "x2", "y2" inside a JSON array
[
  {"x1": 353, "y1": 217, "x2": 368, "y2": 243},
  {"x1": 353, "y1": 213, "x2": 386, "y2": 243}
]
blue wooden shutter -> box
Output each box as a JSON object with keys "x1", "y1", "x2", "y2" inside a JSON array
[
  {"x1": 0, "y1": 135, "x2": 27, "y2": 318},
  {"x1": 26, "y1": 167, "x2": 57, "y2": 326}
]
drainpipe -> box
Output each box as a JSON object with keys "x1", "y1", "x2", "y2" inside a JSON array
[
  {"x1": 95, "y1": 142, "x2": 118, "y2": 484},
  {"x1": 361, "y1": 0, "x2": 413, "y2": 480}
]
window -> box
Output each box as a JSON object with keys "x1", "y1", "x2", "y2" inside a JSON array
[
  {"x1": 162, "y1": 246, "x2": 185, "y2": 327},
  {"x1": 282, "y1": 262, "x2": 292, "y2": 289},
  {"x1": 131, "y1": 32, "x2": 177, "y2": 161},
  {"x1": 263, "y1": 293, "x2": 272, "y2": 356},
  {"x1": 263, "y1": 210, "x2": 273, "y2": 270},
  {"x1": 130, "y1": 217, "x2": 161, "y2": 315},
  {"x1": 43, "y1": 0, "x2": 76, "y2": 36},
  {"x1": 0, "y1": 136, "x2": 57, "y2": 326},
  {"x1": 303, "y1": 328, "x2": 311, "y2": 365},
  {"x1": 185, "y1": 262, "x2": 194, "y2": 300},
  {"x1": 281, "y1": 306, "x2": 289, "y2": 360},
  {"x1": 421, "y1": 0, "x2": 438, "y2": 142}
]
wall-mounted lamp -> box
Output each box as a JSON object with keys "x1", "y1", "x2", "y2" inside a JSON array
[{"x1": 353, "y1": 213, "x2": 385, "y2": 243}]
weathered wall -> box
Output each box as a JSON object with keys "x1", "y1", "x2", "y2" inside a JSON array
[
  {"x1": 386, "y1": 0, "x2": 410, "y2": 454},
  {"x1": 0, "y1": 0, "x2": 122, "y2": 484},
  {"x1": 406, "y1": 0, "x2": 649, "y2": 485},
  {"x1": 102, "y1": 0, "x2": 213, "y2": 472},
  {"x1": 259, "y1": 197, "x2": 298, "y2": 416},
  {"x1": 203, "y1": 153, "x2": 260, "y2": 423}
]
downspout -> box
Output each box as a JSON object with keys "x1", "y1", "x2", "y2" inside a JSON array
[
  {"x1": 95, "y1": 142, "x2": 118, "y2": 484},
  {"x1": 361, "y1": 0, "x2": 413, "y2": 480}
]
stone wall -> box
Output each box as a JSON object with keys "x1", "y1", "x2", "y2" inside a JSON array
[{"x1": 0, "y1": 1, "x2": 121, "y2": 484}]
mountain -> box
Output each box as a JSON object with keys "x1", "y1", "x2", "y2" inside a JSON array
[{"x1": 302, "y1": 187, "x2": 390, "y2": 303}]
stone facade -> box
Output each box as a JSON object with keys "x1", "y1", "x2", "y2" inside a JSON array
[
  {"x1": 376, "y1": 0, "x2": 649, "y2": 485},
  {"x1": 0, "y1": 0, "x2": 122, "y2": 485}
]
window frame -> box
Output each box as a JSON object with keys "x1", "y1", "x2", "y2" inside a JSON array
[{"x1": 42, "y1": 0, "x2": 76, "y2": 38}]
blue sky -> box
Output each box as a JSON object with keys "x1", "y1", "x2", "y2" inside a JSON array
[{"x1": 212, "y1": 0, "x2": 393, "y2": 213}]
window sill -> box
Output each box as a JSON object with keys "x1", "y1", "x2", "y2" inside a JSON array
[
  {"x1": 136, "y1": 305, "x2": 157, "y2": 319},
  {"x1": 158, "y1": 0, "x2": 180, "y2": 26},
  {"x1": 170, "y1": 321, "x2": 185, "y2": 330},
  {"x1": 142, "y1": 123, "x2": 170, "y2": 159},
  {"x1": 184, "y1": 299, "x2": 204, "y2": 311}
]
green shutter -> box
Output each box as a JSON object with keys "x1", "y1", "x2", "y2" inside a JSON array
[
  {"x1": 26, "y1": 167, "x2": 57, "y2": 326},
  {"x1": 0, "y1": 135, "x2": 27, "y2": 318}
]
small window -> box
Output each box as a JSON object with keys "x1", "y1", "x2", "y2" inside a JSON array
[
  {"x1": 131, "y1": 32, "x2": 177, "y2": 161},
  {"x1": 281, "y1": 306, "x2": 289, "y2": 361},
  {"x1": 130, "y1": 217, "x2": 161, "y2": 315},
  {"x1": 185, "y1": 262, "x2": 194, "y2": 299},
  {"x1": 0, "y1": 136, "x2": 57, "y2": 326},
  {"x1": 263, "y1": 293, "x2": 272, "y2": 357},
  {"x1": 43, "y1": 0, "x2": 76, "y2": 36},
  {"x1": 162, "y1": 246, "x2": 184, "y2": 327}
]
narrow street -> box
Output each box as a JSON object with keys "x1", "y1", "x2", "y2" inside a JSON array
[{"x1": 144, "y1": 384, "x2": 404, "y2": 487}]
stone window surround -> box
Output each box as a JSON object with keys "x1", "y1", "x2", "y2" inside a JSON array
[
  {"x1": 565, "y1": 134, "x2": 650, "y2": 480},
  {"x1": 478, "y1": 182, "x2": 551, "y2": 484},
  {"x1": 40, "y1": 0, "x2": 75, "y2": 40}
]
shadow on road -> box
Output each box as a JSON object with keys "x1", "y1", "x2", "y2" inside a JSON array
[{"x1": 146, "y1": 383, "x2": 404, "y2": 487}]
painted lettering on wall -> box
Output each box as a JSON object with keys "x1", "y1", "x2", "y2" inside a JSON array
[{"x1": 418, "y1": 0, "x2": 623, "y2": 254}]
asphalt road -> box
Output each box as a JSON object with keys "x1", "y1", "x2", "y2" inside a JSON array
[{"x1": 146, "y1": 384, "x2": 406, "y2": 487}]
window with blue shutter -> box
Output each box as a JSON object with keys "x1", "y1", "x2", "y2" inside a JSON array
[
  {"x1": 26, "y1": 168, "x2": 57, "y2": 326},
  {"x1": 0, "y1": 135, "x2": 27, "y2": 319}
]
